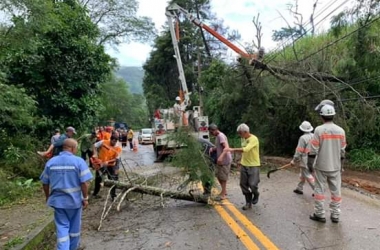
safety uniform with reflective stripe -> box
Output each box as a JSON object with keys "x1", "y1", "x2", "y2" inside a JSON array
[
  {"x1": 40, "y1": 151, "x2": 93, "y2": 208},
  {"x1": 308, "y1": 121, "x2": 346, "y2": 219},
  {"x1": 293, "y1": 133, "x2": 313, "y2": 167},
  {"x1": 293, "y1": 133, "x2": 315, "y2": 192},
  {"x1": 40, "y1": 151, "x2": 93, "y2": 250},
  {"x1": 309, "y1": 122, "x2": 346, "y2": 172}
]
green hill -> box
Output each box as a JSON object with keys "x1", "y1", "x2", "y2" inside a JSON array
[{"x1": 116, "y1": 66, "x2": 144, "y2": 94}]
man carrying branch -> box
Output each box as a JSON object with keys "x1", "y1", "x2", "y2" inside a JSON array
[
  {"x1": 209, "y1": 124, "x2": 232, "y2": 200},
  {"x1": 92, "y1": 135, "x2": 122, "y2": 201}
]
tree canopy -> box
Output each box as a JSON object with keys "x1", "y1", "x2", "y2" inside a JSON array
[{"x1": 0, "y1": 0, "x2": 152, "y2": 181}]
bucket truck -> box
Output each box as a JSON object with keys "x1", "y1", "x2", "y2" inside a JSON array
[
  {"x1": 152, "y1": 5, "x2": 210, "y2": 159},
  {"x1": 152, "y1": 3, "x2": 262, "y2": 159}
]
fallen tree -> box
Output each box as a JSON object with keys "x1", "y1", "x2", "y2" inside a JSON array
[
  {"x1": 103, "y1": 179, "x2": 209, "y2": 204},
  {"x1": 97, "y1": 179, "x2": 209, "y2": 231},
  {"x1": 249, "y1": 59, "x2": 347, "y2": 82}
]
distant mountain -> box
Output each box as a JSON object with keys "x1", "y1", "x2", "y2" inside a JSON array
[{"x1": 116, "y1": 66, "x2": 144, "y2": 94}]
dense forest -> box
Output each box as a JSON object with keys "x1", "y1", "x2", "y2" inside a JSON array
[
  {"x1": 143, "y1": 0, "x2": 380, "y2": 170},
  {"x1": 0, "y1": 0, "x2": 153, "y2": 205}
]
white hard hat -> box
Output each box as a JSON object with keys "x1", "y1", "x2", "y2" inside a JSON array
[
  {"x1": 315, "y1": 99, "x2": 334, "y2": 111},
  {"x1": 299, "y1": 121, "x2": 313, "y2": 132},
  {"x1": 175, "y1": 96, "x2": 181, "y2": 101},
  {"x1": 320, "y1": 104, "x2": 336, "y2": 116}
]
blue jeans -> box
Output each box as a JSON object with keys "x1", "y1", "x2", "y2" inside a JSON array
[{"x1": 54, "y1": 208, "x2": 82, "y2": 250}]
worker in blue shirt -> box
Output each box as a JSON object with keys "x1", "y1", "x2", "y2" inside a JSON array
[
  {"x1": 40, "y1": 138, "x2": 93, "y2": 250},
  {"x1": 38, "y1": 126, "x2": 77, "y2": 157}
]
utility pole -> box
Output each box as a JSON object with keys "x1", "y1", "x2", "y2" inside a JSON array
[{"x1": 197, "y1": 48, "x2": 203, "y2": 116}]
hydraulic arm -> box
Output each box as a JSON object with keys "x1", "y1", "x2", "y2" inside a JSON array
[{"x1": 166, "y1": 3, "x2": 255, "y2": 59}]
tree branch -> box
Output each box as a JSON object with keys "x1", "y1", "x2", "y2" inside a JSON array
[
  {"x1": 310, "y1": 0, "x2": 319, "y2": 35},
  {"x1": 249, "y1": 59, "x2": 346, "y2": 82},
  {"x1": 276, "y1": 10, "x2": 299, "y2": 61}
]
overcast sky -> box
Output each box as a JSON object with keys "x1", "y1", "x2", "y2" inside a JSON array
[{"x1": 107, "y1": 0, "x2": 352, "y2": 67}]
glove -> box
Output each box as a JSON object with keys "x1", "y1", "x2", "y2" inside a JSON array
[{"x1": 307, "y1": 155, "x2": 316, "y2": 173}]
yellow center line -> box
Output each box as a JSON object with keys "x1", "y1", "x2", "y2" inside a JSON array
[
  {"x1": 222, "y1": 200, "x2": 279, "y2": 250},
  {"x1": 214, "y1": 204, "x2": 260, "y2": 250}
]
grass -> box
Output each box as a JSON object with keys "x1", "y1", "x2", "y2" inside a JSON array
[
  {"x1": 4, "y1": 236, "x2": 23, "y2": 250},
  {"x1": 349, "y1": 148, "x2": 380, "y2": 171}
]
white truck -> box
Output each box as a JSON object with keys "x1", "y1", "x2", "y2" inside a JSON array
[{"x1": 152, "y1": 106, "x2": 209, "y2": 159}]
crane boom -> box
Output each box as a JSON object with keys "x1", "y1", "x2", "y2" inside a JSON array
[
  {"x1": 165, "y1": 9, "x2": 191, "y2": 108},
  {"x1": 166, "y1": 3, "x2": 254, "y2": 59}
]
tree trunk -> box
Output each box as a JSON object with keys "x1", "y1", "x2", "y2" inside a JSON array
[{"x1": 103, "y1": 180, "x2": 208, "y2": 204}]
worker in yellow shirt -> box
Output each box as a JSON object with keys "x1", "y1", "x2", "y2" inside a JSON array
[
  {"x1": 127, "y1": 127, "x2": 134, "y2": 151},
  {"x1": 224, "y1": 123, "x2": 260, "y2": 210}
]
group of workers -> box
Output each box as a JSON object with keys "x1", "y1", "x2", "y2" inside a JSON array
[
  {"x1": 208, "y1": 99, "x2": 345, "y2": 224},
  {"x1": 94, "y1": 126, "x2": 135, "y2": 150},
  {"x1": 38, "y1": 125, "x2": 136, "y2": 250},
  {"x1": 38, "y1": 98, "x2": 345, "y2": 249}
]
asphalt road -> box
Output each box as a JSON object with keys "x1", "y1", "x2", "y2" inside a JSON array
[{"x1": 81, "y1": 143, "x2": 380, "y2": 250}]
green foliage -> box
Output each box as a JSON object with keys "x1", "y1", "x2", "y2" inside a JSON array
[
  {"x1": 143, "y1": 31, "x2": 183, "y2": 113},
  {"x1": 116, "y1": 66, "x2": 144, "y2": 94},
  {"x1": 142, "y1": 0, "x2": 380, "y2": 163},
  {"x1": 169, "y1": 129, "x2": 215, "y2": 186},
  {"x1": 4, "y1": 236, "x2": 24, "y2": 250},
  {"x1": 0, "y1": 81, "x2": 37, "y2": 133},
  {"x1": 272, "y1": 27, "x2": 304, "y2": 42},
  {"x1": 349, "y1": 148, "x2": 380, "y2": 171},
  {"x1": 0, "y1": 0, "x2": 153, "y2": 201},
  {"x1": 143, "y1": 0, "x2": 239, "y2": 115},
  {"x1": 0, "y1": 132, "x2": 45, "y2": 179},
  {"x1": 2, "y1": 0, "x2": 113, "y2": 132},
  {"x1": 0, "y1": 171, "x2": 41, "y2": 207},
  {"x1": 99, "y1": 75, "x2": 149, "y2": 128}
]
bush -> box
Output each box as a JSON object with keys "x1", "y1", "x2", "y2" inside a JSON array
[
  {"x1": 0, "y1": 171, "x2": 41, "y2": 207},
  {"x1": 348, "y1": 148, "x2": 380, "y2": 171},
  {"x1": 0, "y1": 134, "x2": 45, "y2": 179}
]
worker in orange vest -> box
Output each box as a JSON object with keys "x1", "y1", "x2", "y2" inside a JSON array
[{"x1": 92, "y1": 135, "x2": 122, "y2": 201}]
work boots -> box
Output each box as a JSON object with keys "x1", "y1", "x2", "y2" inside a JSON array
[
  {"x1": 242, "y1": 193, "x2": 253, "y2": 210},
  {"x1": 252, "y1": 190, "x2": 260, "y2": 205}
]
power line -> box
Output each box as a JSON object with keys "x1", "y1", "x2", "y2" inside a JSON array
[
  {"x1": 297, "y1": 15, "x2": 380, "y2": 63},
  {"x1": 267, "y1": 0, "x2": 339, "y2": 56},
  {"x1": 339, "y1": 95, "x2": 380, "y2": 102},
  {"x1": 264, "y1": 0, "x2": 347, "y2": 64},
  {"x1": 265, "y1": 94, "x2": 380, "y2": 107}
]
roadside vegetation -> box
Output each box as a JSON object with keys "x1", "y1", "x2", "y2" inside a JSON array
[
  {"x1": 143, "y1": 0, "x2": 380, "y2": 172},
  {"x1": 0, "y1": 0, "x2": 153, "y2": 207}
]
